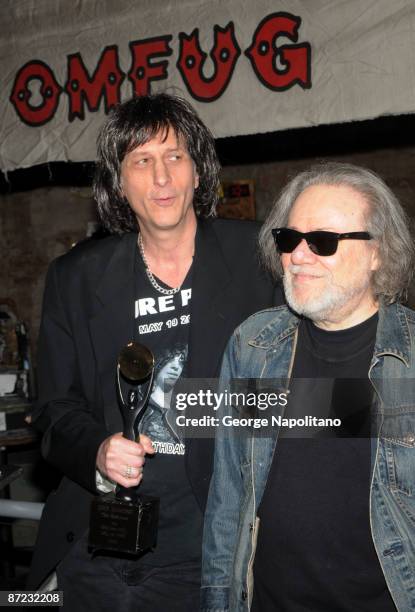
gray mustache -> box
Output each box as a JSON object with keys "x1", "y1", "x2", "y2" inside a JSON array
[{"x1": 287, "y1": 266, "x2": 325, "y2": 278}]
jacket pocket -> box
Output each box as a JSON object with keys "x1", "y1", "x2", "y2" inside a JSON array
[{"x1": 382, "y1": 433, "x2": 415, "y2": 522}]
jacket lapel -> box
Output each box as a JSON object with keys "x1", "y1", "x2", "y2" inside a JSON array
[
  {"x1": 88, "y1": 233, "x2": 138, "y2": 433},
  {"x1": 188, "y1": 219, "x2": 232, "y2": 378}
]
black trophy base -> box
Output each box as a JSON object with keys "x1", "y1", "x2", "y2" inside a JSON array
[{"x1": 89, "y1": 493, "x2": 159, "y2": 555}]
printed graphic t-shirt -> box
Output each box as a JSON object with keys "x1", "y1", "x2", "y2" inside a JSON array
[{"x1": 131, "y1": 251, "x2": 203, "y2": 567}]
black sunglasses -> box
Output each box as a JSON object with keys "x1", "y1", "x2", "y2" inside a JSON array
[{"x1": 272, "y1": 228, "x2": 372, "y2": 256}]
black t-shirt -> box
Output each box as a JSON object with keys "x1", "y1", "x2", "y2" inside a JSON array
[
  {"x1": 130, "y1": 251, "x2": 203, "y2": 567},
  {"x1": 252, "y1": 313, "x2": 396, "y2": 611}
]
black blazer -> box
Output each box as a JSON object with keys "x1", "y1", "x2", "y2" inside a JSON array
[{"x1": 28, "y1": 218, "x2": 281, "y2": 588}]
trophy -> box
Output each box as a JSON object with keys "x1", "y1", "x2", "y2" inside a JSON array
[{"x1": 89, "y1": 342, "x2": 160, "y2": 555}]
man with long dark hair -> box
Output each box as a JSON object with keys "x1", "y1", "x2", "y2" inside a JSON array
[{"x1": 29, "y1": 93, "x2": 278, "y2": 610}]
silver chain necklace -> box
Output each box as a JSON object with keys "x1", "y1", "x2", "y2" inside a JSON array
[{"x1": 138, "y1": 233, "x2": 181, "y2": 296}]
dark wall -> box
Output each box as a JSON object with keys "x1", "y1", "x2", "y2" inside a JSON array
[{"x1": 1, "y1": 116, "x2": 415, "y2": 360}]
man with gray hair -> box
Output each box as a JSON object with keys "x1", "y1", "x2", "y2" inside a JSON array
[{"x1": 201, "y1": 162, "x2": 415, "y2": 612}]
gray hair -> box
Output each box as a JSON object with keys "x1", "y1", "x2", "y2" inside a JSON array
[{"x1": 258, "y1": 161, "x2": 415, "y2": 304}]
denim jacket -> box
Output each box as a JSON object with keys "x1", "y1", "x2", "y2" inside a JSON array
[{"x1": 201, "y1": 303, "x2": 415, "y2": 612}]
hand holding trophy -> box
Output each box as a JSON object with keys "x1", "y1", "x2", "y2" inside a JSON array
[{"x1": 89, "y1": 342, "x2": 160, "y2": 555}]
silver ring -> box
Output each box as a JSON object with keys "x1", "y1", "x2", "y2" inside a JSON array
[{"x1": 124, "y1": 465, "x2": 134, "y2": 479}]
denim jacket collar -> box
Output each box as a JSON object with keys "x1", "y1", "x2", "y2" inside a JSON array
[
  {"x1": 248, "y1": 306, "x2": 299, "y2": 349},
  {"x1": 374, "y1": 302, "x2": 412, "y2": 367},
  {"x1": 248, "y1": 302, "x2": 412, "y2": 367}
]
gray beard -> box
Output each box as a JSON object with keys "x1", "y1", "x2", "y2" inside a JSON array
[{"x1": 282, "y1": 270, "x2": 372, "y2": 324}]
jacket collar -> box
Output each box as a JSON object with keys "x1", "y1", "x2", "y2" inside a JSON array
[
  {"x1": 187, "y1": 218, "x2": 232, "y2": 377},
  {"x1": 248, "y1": 306, "x2": 300, "y2": 349},
  {"x1": 94, "y1": 232, "x2": 137, "y2": 310},
  {"x1": 89, "y1": 233, "x2": 138, "y2": 433},
  {"x1": 192, "y1": 218, "x2": 232, "y2": 301},
  {"x1": 374, "y1": 302, "x2": 412, "y2": 367},
  {"x1": 249, "y1": 302, "x2": 412, "y2": 368}
]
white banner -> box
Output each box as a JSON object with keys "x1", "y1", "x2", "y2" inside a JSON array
[{"x1": 1, "y1": 0, "x2": 414, "y2": 172}]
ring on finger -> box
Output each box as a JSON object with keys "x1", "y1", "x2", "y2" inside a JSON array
[{"x1": 124, "y1": 465, "x2": 134, "y2": 479}]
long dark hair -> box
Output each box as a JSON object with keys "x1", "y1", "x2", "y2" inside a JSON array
[{"x1": 94, "y1": 93, "x2": 220, "y2": 234}]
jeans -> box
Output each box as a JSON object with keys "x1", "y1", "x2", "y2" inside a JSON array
[{"x1": 56, "y1": 531, "x2": 201, "y2": 611}]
